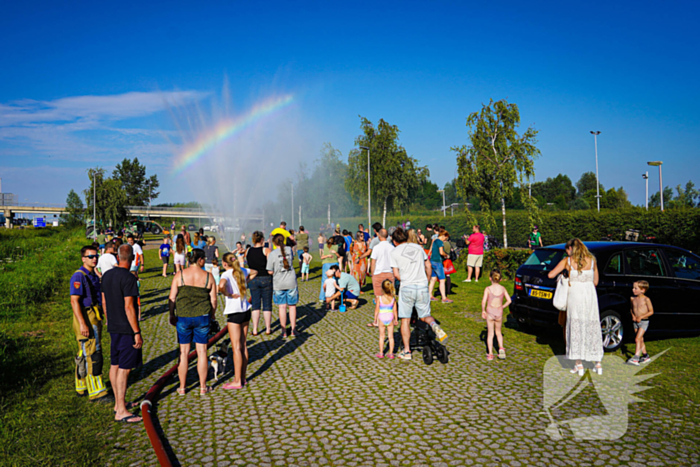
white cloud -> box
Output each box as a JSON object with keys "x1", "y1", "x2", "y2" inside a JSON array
[{"x1": 0, "y1": 90, "x2": 202, "y2": 164}]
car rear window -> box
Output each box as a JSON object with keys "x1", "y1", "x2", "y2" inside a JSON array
[
  {"x1": 523, "y1": 249, "x2": 565, "y2": 271},
  {"x1": 625, "y1": 248, "x2": 666, "y2": 277},
  {"x1": 665, "y1": 249, "x2": 700, "y2": 280}
]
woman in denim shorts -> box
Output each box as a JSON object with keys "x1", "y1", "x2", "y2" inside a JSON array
[
  {"x1": 267, "y1": 234, "x2": 299, "y2": 338},
  {"x1": 245, "y1": 231, "x2": 273, "y2": 336}
]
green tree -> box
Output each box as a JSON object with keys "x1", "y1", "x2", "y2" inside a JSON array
[
  {"x1": 411, "y1": 180, "x2": 442, "y2": 211},
  {"x1": 113, "y1": 158, "x2": 159, "y2": 206},
  {"x1": 673, "y1": 181, "x2": 699, "y2": 208},
  {"x1": 576, "y1": 172, "x2": 603, "y2": 199},
  {"x1": 346, "y1": 117, "x2": 428, "y2": 226},
  {"x1": 601, "y1": 187, "x2": 632, "y2": 209},
  {"x1": 531, "y1": 174, "x2": 576, "y2": 206},
  {"x1": 649, "y1": 186, "x2": 674, "y2": 209},
  {"x1": 60, "y1": 189, "x2": 85, "y2": 227},
  {"x1": 453, "y1": 99, "x2": 540, "y2": 247},
  {"x1": 84, "y1": 168, "x2": 128, "y2": 228}
]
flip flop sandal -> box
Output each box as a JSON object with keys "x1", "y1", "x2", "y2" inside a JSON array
[
  {"x1": 113, "y1": 401, "x2": 139, "y2": 413},
  {"x1": 375, "y1": 353, "x2": 384, "y2": 358},
  {"x1": 115, "y1": 414, "x2": 142, "y2": 424},
  {"x1": 387, "y1": 354, "x2": 395, "y2": 359},
  {"x1": 199, "y1": 386, "x2": 213, "y2": 395},
  {"x1": 366, "y1": 323, "x2": 378, "y2": 327},
  {"x1": 487, "y1": 354, "x2": 495, "y2": 361},
  {"x1": 176, "y1": 388, "x2": 186, "y2": 396},
  {"x1": 251, "y1": 331, "x2": 259, "y2": 336}
]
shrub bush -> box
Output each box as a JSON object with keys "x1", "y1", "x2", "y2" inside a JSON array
[{"x1": 304, "y1": 208, "x2": 700, "y2": 252}]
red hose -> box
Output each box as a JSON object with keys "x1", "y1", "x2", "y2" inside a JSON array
[{"x1": 141, "y1": 326, "x2": 229, "y2": 467}]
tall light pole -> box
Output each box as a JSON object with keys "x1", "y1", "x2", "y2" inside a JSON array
[
  {"x1": 290, "y1": 181, "x2": 294, "y2": 231},
  {"x1": 647, "y1": 161, "x2": 664, "y2": 211},
  {"x1": 93, "y1": 170, "x2": 97, "y2": 240},
  {"x1": 437, "y1": 189, "x2": 446, "y2": 217},
  {"x1": 642, "y1": 172, "x2": 649, "y2": 210},
  {"x1": 590, "y1": 131, "x2": 601, "y2": 212},
  {"x1": 360, "y1": 146, "x2": 371, "y2": 228}
]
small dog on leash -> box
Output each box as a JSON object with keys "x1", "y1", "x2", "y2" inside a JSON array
[{"x1": 209, "y1": 341, "x2": 229, "y2": 381}]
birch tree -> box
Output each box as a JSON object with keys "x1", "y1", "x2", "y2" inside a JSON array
[
  {"x1": 346, "y1": 117, "x2": 428, "y2": 226},
  {"x1": 452, "y1": 99, "x2": 540, "y2": 247}
]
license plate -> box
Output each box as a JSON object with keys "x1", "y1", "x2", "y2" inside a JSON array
[{"x1": 529, "y1": 289, "x2": 552, "y2": 299}]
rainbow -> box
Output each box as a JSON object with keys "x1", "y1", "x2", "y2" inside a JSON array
[{"x1": 171, "y1": 94, "x2": 294, "y2": 175}]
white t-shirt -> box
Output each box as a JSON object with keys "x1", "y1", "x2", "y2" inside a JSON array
[
  {"x1": 370, "y1": 240, "x2": 395, "y2": 274},
  {"x1": 97, "y1": 253, "x2": 117, "y2": 275},
  {"x1": 324, "y1": 278, "x2": 337, "y2": 297},
  {"x1": 131, "y1": 243, "x2": 144, "y2": 268},
  {"x1": 222, "y1": 268, "x2": 251, "y2": 314},
  {"x1": 389, "y1": 243, "x2": 429, "y2": 286}
]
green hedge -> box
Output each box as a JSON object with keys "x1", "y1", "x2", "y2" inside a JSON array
[
  {"x1": 303, "y1": 208, "x2": 700, "y2": 252},
  {"x1": 454, "y1": 248, "x2": 532, "y2": 279}
]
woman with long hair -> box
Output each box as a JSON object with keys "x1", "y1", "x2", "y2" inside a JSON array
[
  {"x1": 319, "y1": 237, "x2": 339, "y2": 303},
  {"x1": 267, "y1": 234, "x2": 299, "y2": 337},
  {"x1": 548, "y1": 238, "x2": 604, "y2": 375},
  {"x1": 407, "y1": 229, "x2": 419, "y2": 244},
  {"x1": 174, "y1": 235, "x2": 187, "y2": 274},
  {"x1": 219, "y1": 252, "x2": 256, "y2": 389},
  {"x1": 350, "y1": 230, "x2": 368, "y2": 286},
  {"x1": 246, "y1": 231, "x2": 273, "y2": 336}
]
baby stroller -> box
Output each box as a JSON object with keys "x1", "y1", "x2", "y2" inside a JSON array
[{"x1": 408, "y1": 308, "x2": 449, "y2": 365}]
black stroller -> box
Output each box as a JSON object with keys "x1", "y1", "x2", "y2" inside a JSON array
[{"x1": 408, "y1": 308, "x2": 449, "y2": 365}]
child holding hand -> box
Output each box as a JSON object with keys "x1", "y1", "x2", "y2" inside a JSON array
[
  {"x1": 373, "y1": 280, "x2": 399, "y2": 359},
  {"x1": 481, "y1": 270, "x2": 511, "y2": 360},
  {"x1": 628, "y1": 280, "x2": 654, "y2": 365}
]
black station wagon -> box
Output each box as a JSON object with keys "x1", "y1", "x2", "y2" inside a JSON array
[{"x1": 509, "y1": 242, "x2": 700, "y2": 351}]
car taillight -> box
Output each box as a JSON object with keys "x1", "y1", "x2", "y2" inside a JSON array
[{"x1": 515, "y1": 277, "x2": 524, "y2": 291}]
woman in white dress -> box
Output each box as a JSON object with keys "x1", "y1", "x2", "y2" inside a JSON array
[{"x1": 548, "y1": 238, "x2": 604, "y2": 375}]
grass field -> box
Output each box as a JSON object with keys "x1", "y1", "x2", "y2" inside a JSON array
[{"x1": 1, "y1": 231, "x2": 698, "y2": 466}]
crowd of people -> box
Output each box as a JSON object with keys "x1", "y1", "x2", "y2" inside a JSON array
[{"x1": 72, "y1": 219, "x2": 628, "y2": 425}]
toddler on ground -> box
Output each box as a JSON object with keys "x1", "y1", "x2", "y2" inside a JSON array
[
  {"x1": 324, "y1": 269, "x2": 339, "y2": 310},
  {"x1": 373, "y1": 280, "x2": 399, "y2": 359},
  {"x1": 628, "y1": 280, "x2": 654, "y2": 365},
  {"x1": 301, "y1": 247, "x2": 312, "y2": 281},
  {"x1": 481, "y1": 270, "x2": 511, "y2": 360}
]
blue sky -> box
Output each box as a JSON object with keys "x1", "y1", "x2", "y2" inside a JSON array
[{"x1": 1, "y1": 0, "x2": 699, "y2": 207}]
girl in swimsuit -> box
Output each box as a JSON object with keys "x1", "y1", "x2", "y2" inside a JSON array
[
  {"x1": 481, "y1": 270, "x2": 512, "y2": 361},
  {"x1": 373, "y1": 280, "x2": 399, "y2": 359}
]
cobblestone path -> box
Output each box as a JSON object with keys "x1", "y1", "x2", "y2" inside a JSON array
[{"x1": 107, "y1": 267, "x2": 700, "y2": 467}]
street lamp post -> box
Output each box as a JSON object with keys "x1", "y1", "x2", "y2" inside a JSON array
[
  {"x1": 291, "y1": 182, "x2": 294, "y2": 231},
  {"x1": 590, "y1": 131, "x2": 601, "y2": 212},
  {"x1": 647, "y1": 161, "x2": 664, "y2": 211},
  {"x1": 437, "y1": 189, "x2": 446, "y2": 217},
  {"x1": 93, "y1": 170, "x2": 97, "y2": 240},
  {"x1": 360, "y1": 146, "x2": 371, "y2": 228},
  {"x1": 643, "y1": 172, "x2": 649, "y2": 210}
]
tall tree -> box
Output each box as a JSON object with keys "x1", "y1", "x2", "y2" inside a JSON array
[
  {"x1": 60, "y1": 189, "x2": 85, "y2": 227},
  {"x1": 576, "y1": 172, "x2": 603, "y2": 198},
  {"x1": 411, "y1": 180, "x2": 442, "y2": 211},
  {"x1": 346, "y1": 117, "x2": 428, "y2": 226},
  {"x1": 113, "y1": 158, "x2": 159, "y2": 206},
  {"x1": 84, "y1": 168, "x2": 127, "y2": 228},
  {"x1": 649, "y1": 187, "x2": 674, "y2": 209},
  {"x1": 453, "y1": 99, "x2": 540, "y2": 247},
  {"x1": 674, "y1": 181, "x2": 700, "y2": 207}
]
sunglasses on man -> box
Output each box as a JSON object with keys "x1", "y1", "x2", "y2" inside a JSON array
[{"x1": 83, "y1": 254, "x2": 99, "y2": 259}]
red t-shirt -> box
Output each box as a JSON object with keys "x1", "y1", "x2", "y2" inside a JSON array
[{"x1": 468, "y1": 233, "x2": 485, "y2": 255}]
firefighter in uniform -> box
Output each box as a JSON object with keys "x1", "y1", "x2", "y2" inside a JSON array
[{"x1": 70, "y1": 244, "x2": 109, "y2": 400}]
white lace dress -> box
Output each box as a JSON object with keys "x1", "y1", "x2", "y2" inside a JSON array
[{"x1": 566, "y1": 258, "x2": 604, "y2": 362}]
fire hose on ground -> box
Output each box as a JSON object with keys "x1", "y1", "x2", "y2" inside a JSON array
[{"x1": 140, "y1": 326, "x2": 228, "y2": 467}]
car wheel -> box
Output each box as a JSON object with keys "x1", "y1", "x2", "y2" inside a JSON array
[
  {"x1": 422, "y1": 346, "x2": 434, "y2": 365},
  {"x1": 151, "y1": 227, "x2": 162, "y2": 235},
  {"x1": 600, "y1": 310, "x2": 624, "y2": 352}
]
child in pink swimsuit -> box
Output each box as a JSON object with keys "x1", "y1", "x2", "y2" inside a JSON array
[
  {"x1": 481, "y1": 270, "x2": 512, "y2": 360},
  {"x1": 373, "y1": 280, "x2": 399, "y2": 359}
]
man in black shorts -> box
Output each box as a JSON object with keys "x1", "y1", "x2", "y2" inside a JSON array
[{"x1": 102, "y1": 244, "x2": 143, "y2": 423}]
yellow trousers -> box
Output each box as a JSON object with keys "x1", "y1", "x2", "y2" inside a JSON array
[{"x1": 73, "y1": 306, "x2": 107, "y2": 399}]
